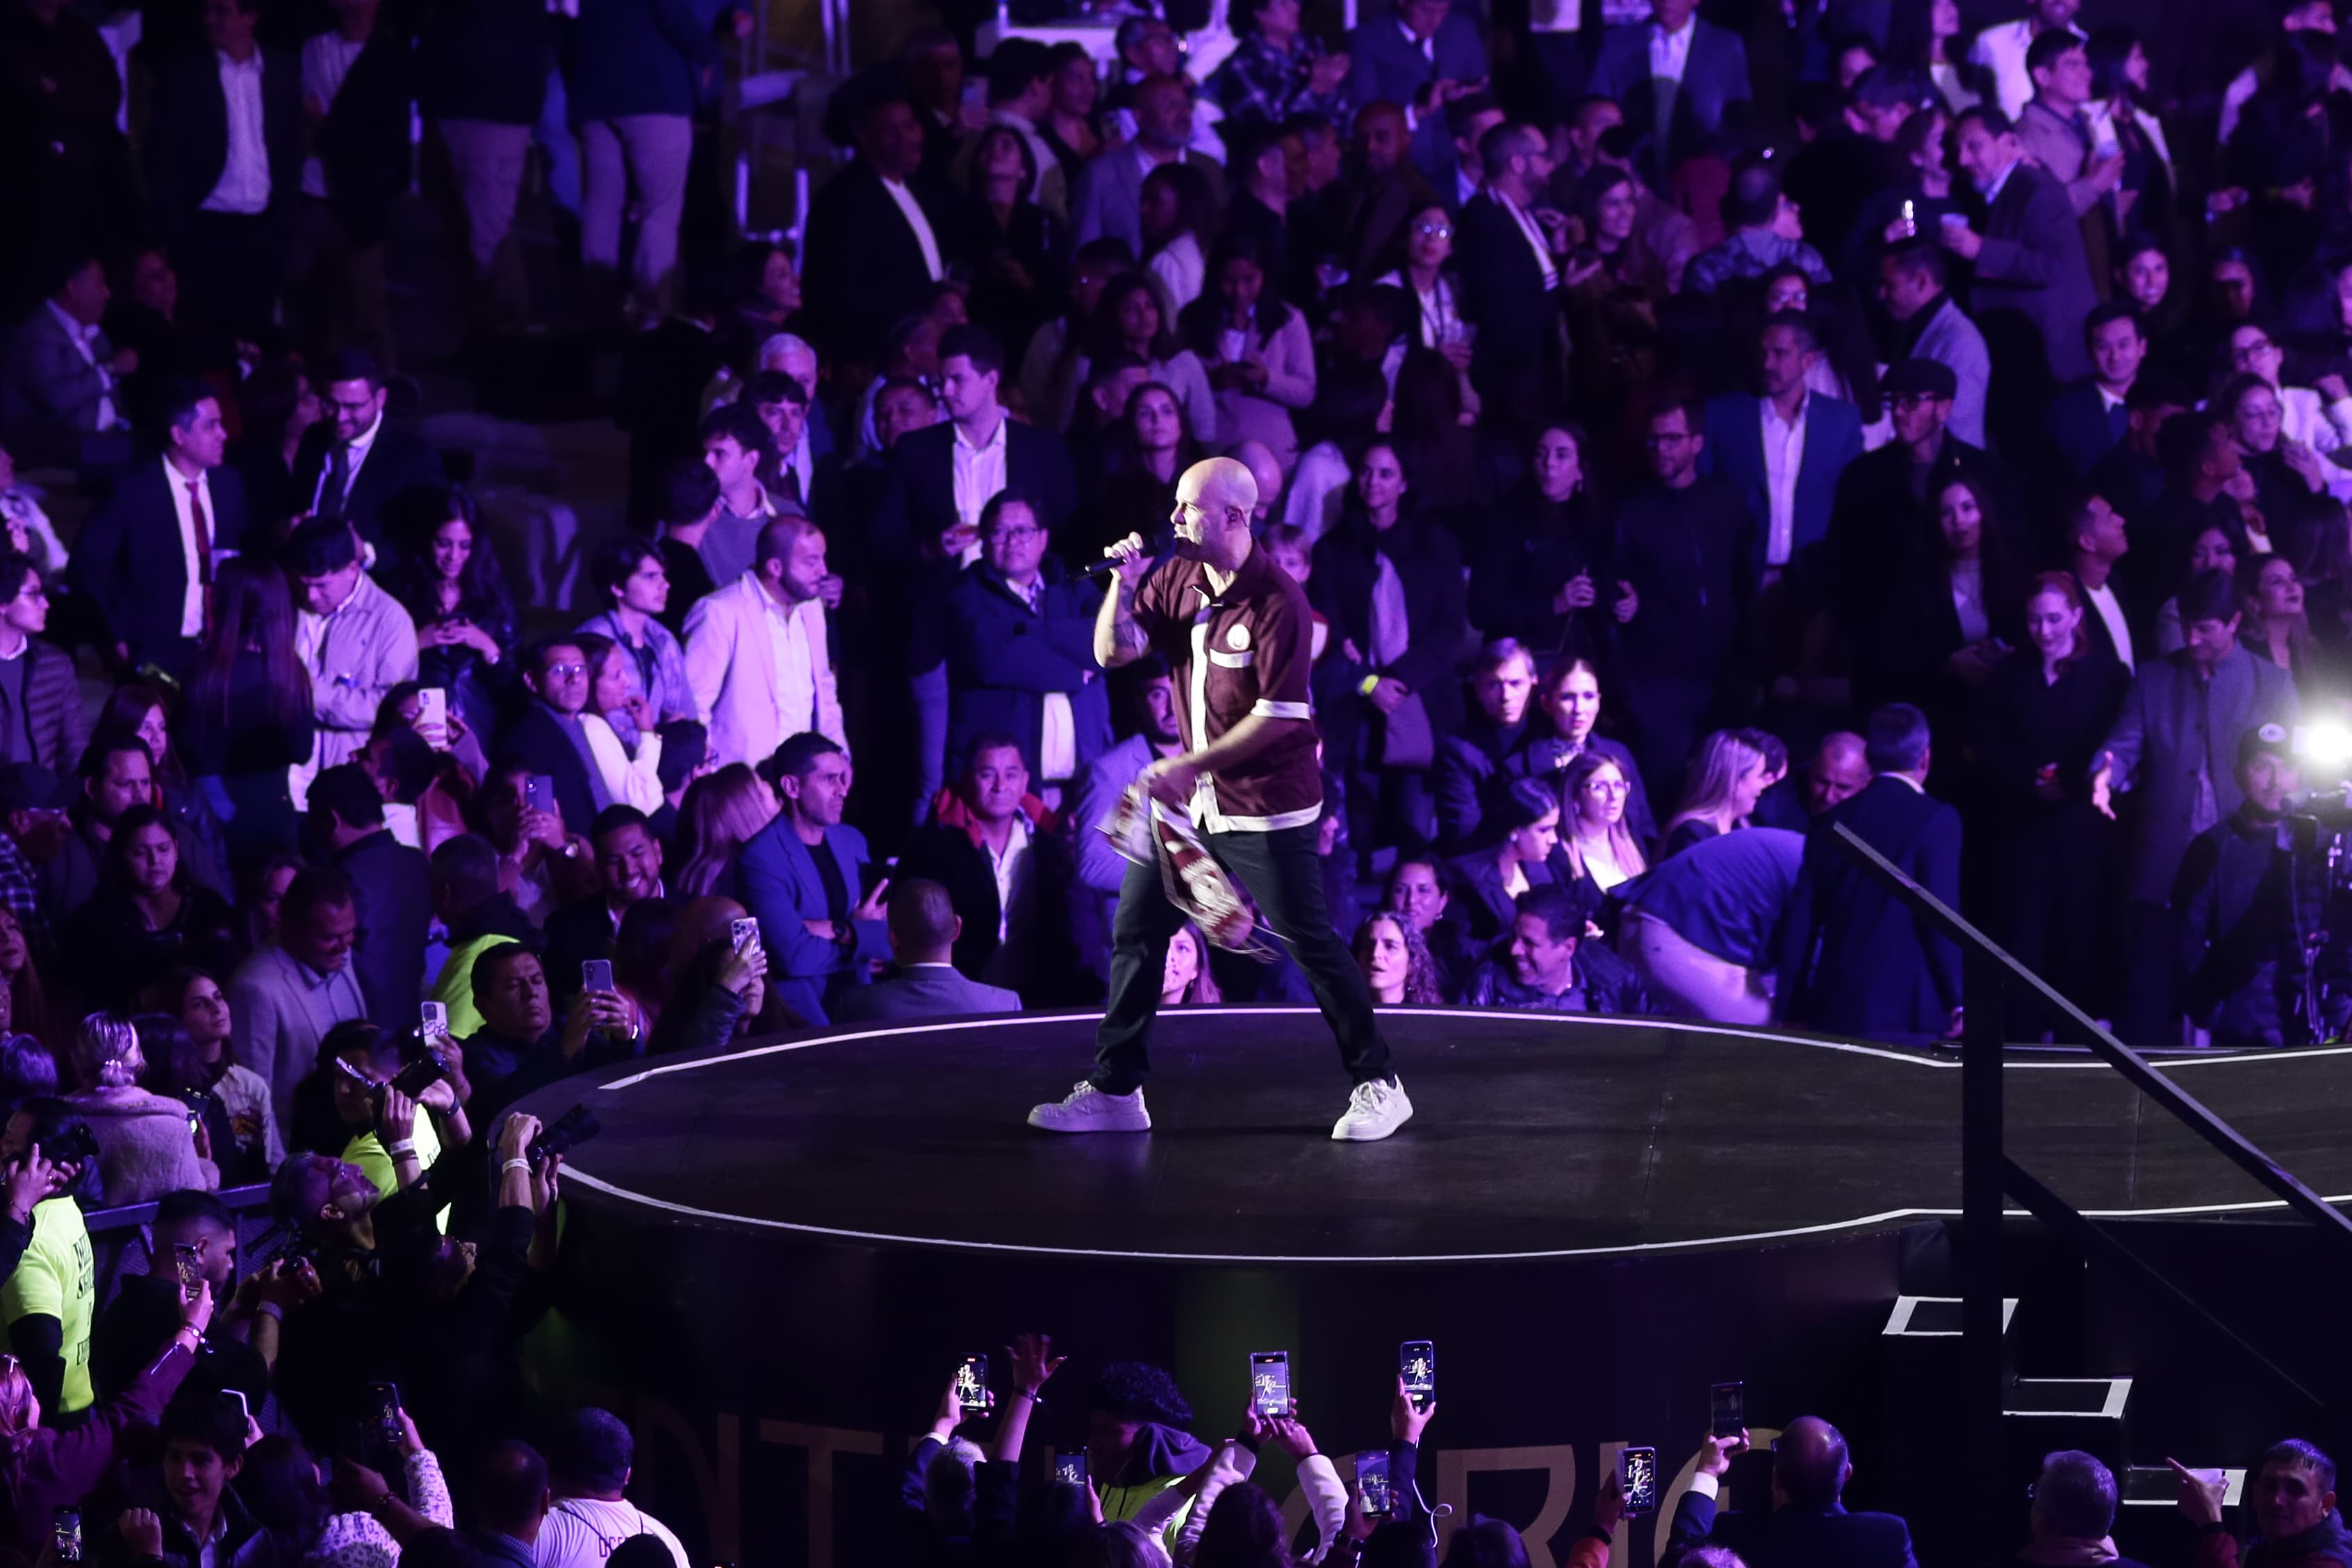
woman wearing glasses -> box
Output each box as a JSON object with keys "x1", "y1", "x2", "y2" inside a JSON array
[
  {"x1": 2223, "y1": 324, "x2": 2352, "y2": 501},
  {"x1": 1374, "y1": 204, "x2": 1477, "y2": 415}
]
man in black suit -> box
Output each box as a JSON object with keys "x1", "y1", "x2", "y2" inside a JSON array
[
  {"x1": 802, "y1": 90, "x2": 964, "y2": 363},
  {"x1": 491, "y1": 638, "x2": 607, "y2": 841},
  {"x1": 291, "y1": 347, "x2": 445, "y2": 557},
  {"x1": 1456, "y1": 120, "x2": 1566, "y2": 406},
  {"x1": 1588, "y1": 0, "x2": 1753, "y2": 190},
  {"x1": 309, "y1": 762, "x2": 429, "y2": 1030},
  {"x1": 2046, "y1": 304, "x2": 2145, "y2": 481},
  {"x1": 1777, "y1": 703, "x2": 1963, "y2": 1046},
  {"x1": 1661, "y1": 1417, "x2": 1918, "y2": 1568},
  {"x1": 2087, "y1": 372, "x2": 2192, "y2": 527},
  {"x1": 143, "y1": 0, "x2": 303, "y2": 340},
  {"x1": 71, "y1": 378, "x2": 247, "y2": 678},
  {"x1": 289, "y1": 0, "x2": 413, "y2": 370},
  {"x1": 2065, "y1": 490, "x2": 2141, "y2": 670},
  {"x1": 873, "y1": 325, "x2": 1078, "y2": 564}
]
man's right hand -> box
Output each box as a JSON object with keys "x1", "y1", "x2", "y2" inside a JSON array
[
  {"x1": 375, "y1": 1085, "x2": 417, "y2": 1146},
  {"x1": 1390, "y1": 1376, "x2": 1433, "y2": 1445},
  {"x1": 2089, "y1": 752, "x2": 2116, "y2": 820},
  {"x1": 120, "y1": 1510, "x2": 165, "y2": 1560},
  {"x1": 716, "y1": 941, "x2": 768, "y2": 995},
  {"x1": 1102, "y1": 533, "x2": 1154, "y2": 586},
  {"x1": 499, "y1": 1114, "x2": 540, "y2": 1164},
  {"x1": 2168, "y1": 1459, "x2": 2226, "y2": 1526},
  {"x1": 4, "y1": 1143, "x2": 63, "y2": 1225},
  {"x1": 1697, "y1": 1430, "x2": 1749, "y2": 1477}
]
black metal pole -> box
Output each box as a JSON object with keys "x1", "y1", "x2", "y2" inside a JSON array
[{"x1": 1962, "y1": 947, "x2": 2006, "y2": 1560}]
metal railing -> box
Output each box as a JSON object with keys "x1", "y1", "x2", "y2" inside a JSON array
[{"x1": 1829, "y1": 823, "x2": 2352, "y2": 1554}]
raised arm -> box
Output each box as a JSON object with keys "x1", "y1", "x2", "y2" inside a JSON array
[{"x1": 1094, "y1": 539, "x2": 1157, "y2": 668}]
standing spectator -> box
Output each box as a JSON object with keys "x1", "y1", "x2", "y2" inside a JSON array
[
  {"x1": 578, "y1": 537, "x2": 693, "y2": 733},
  {"x1": 493, "y1": 640, "x2": 610, "y2": 841},
  {"x1": 1684, "y1": 155, "x2": 1830, "y2": 299},
  {"x1": 571, "y1": 0, "x2": 715, "y2": 320},
  {"x1": 0, "y1": 552, "x2": 83, "y2": 775},
  {"x1": 875, "y1": 326, "x2": 1080, "y2": 566},
  {"x1": 682, "y1": 518, "x2": 847, "y2": 770},
  {"x1": 227, "y1": 864, "x2": 365, "y2": 1128},
  {"x1": 1777, "y1": 704, "x2": 1964, "y2": 1043},
  {"x1": 1589, "y1": 0, "x2": 1753, "y2": 190},
  {"x1": 419, "y1": 0, "x2": 548, "y2": 327},
  {"x1": 2048, "y1": 304, "x2": 2146, "y2": 481},
  {"x1": 142, "y1": 0, "x2": 302, "y2": 340},
  {"x1": 1613, "y1": 393, "x2": 1756, "y2": 807},
  {"x1": 1661, "y1": 1417, "x2": 1919, "y2": 1568},
  {"x1": 803, "y1": 92, "x2": 962, "y2": 361},
  {"x1": 60, "y1": 806, "x2": 238, "y2": 1009},
  {"x1": 1071, "y1": 76, "x2": 1226, "y2": 257},
  {"x1": 182, "y1": 556, "x2": 315, "y2": 873},
  {"x1": 1877, "y1": 244, "x2": 1991, "y2": 449},
  {"x1": 387, "y1": 490, "x2": 518, "y2": 747},
  {"x1": 939, "y1": 493, "x2": 1109, "y2": 791},
  {"x1": 898, "y1": 738, "x2": 1078, "y2": 1000},
  {"x1": 1456, "y1": 122, "x2": 1568, "y2": 406},
  {"x1": 695, "y1": 402, "x2": 775, "y2": 590},
  {"x1": 1463, "y1": 885, "x2": 1657, "y2": 1014},
  {"x1": 290, "y1": 0, "x2": 409, "y2": 370},
  {"x1": 2005, "y1": 1453, "x2": 2148, "y2": 1568},
  {"x1": 73, "y1": 381, "x2": 247, "y2": 680},
  {"x1": 2015, "y1": 32, "x2": 2123, "y2": 231},
  {"x1": 0, "y1": 1098, "x2": 100, "y2": 1417},
  {"x1": 1468, "y1": 428, "x2": 1613, "y2": 661},
  {"x1": 1618, "y1": 826, "x2": 1804, "y2": 1025},
  {"x1": 154, "y1": 967, "x2": 285, "y2": 1173},
  {"x1": 63, "y1": 1014, "x2": 216, "y2": 1203},
  {"x1": 308, "y1": 763, "x2": 429, "y2": 1029},
  {"x1": 2173, "y1": 729, "x2": 2318, "y2": 1050},
  {"x1": 1141, "y1": 163, "x2": 1218, "y2": 315},
  {"x1": 2, "y1": 258, "x2": 129, "y2": 469},
  {"x1": 1344, "y1": 0, "x2": 1488, "y2": 193},
  {"x1": 1943, "y1": 106, "x2": 2096, "y2": 423},
  {"x1": 1968, "y1": 0, "x2": 2087, "y2": 122},
  {"x1": 290, "y1": 349, "x2": 446, "y2": 555},
  {"x1": 1211, "y1": 0, "x2": 1351, "y2": 134},
  {"x1": 536, "y1": 1410, "x2": 691, "y2": 1568},
  {"x1": 734, "y1": 734, "x2": 890, "y2": 1026},
  {"x1": 1702, "y1": 313, "x2": 1866, "y2": 585},
  {"x1": 286, "y1": 517, "x2": 420, "y2": 800}
]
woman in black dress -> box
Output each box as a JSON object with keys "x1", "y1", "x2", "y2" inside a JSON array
[
  {"x1": 1469, "y1": 422, "x2": 1612, "y2": 661},
  {"x1": 180, "y1": 558, "x2": 315, "y2": 875},
  {"x1": 1978, "y1": 572, "x2": 2132, "y2": 1039},
  {"x1": 384, "y1": 487, "x2": 520, "y2": 744}
]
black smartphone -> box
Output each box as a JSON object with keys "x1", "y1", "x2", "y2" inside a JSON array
[
  {"x1": 53, "y1": 1508, "x2": 79, "y2": 1565},
  {"x1": 1249, "y1": 1351, "x2": 1291, "y2": 1418},
  {"x1": 525, "y1": 775, "x2": 557, "y2": 817},
  {"x1": 365, "y1": 1381, "x2": 402, "y2": 1446},
  {"x1": 582, "y1": 959, "x2": 614, "y2": 993},
  {"x1": 1618, "y1": 1446, "x2": 1659, "y2": 1517},
  {"x1": 387, "y1": 1052, "x2": 446, "y2": 1100},
  {"x1": 172, "y1": 1242, "x2": 202, "y2": 1294},
  {"x1": 1709, "y1": 1381, "x2": 1745, "y2": 1437},
  {"x1": 1053, "y1": 1450, "x2": 1087, "y2": 1487},
  {"x1": 1356, "y1": 1450, "x2": 1394, "y2": 1517},
  {"x1": 49, "y1": 1121, "x2": 99, "y2": 1166},
  {"x1": 1400, "y1": 1340, "x2": 1435, "y2": 1412},
  {"x1": 955, "y1": 1355, "x2": 990, "y2": 1414}
]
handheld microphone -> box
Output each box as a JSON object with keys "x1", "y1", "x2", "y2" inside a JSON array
[{"x1": 1083, "y1": 525, "x2": 1175, "y2": 577}]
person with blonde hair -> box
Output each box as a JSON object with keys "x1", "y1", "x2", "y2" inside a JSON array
[
  {"x1": 1559, "y1": 750, "x2": 1648, "y2": 898},
  {"x1": 670, "y1": 764, "x2": 780, "y2": 898},
  {"x1": 64, "y1": 1013, "x2": 217, "y2": 1203},
  {"x1": 1659, "y1": 730, "x2": 1778, "y2": 861}
]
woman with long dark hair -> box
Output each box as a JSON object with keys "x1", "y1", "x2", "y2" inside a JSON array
[
  {"x1": 2085, "y1": 27, "x2": 2176, "y2": 254},
  {"x1": 386, "y1": 488, "x2": 518, "y2": 743},
  {"x1": 1181, "y1": 233, "x2": 1316, "y2": 469},
  {"x1": 1900, "y1": 463, "x2": 2029, "y2": 747},
  {"x1": 1469, "y1": 423, "x2": 1611, "y2": 657},
  {"x1": 1374, "y1": 203, "x2": 1479, "y2": 415},
  {"x1": 1562, "y1": 166, "x2": 1664, "y2": 428},
  {"x1": 1884, "y1": 0, "x2": 1982, "y2": 112},
  {"x1": 1312, "y1": 441, "x2": 1467, "y2": 866},
  {"x1": 142, "y1": 967, "x2": 282, "y2": 1178},
  {"x1": 0, "y1": 910, "x2": 50, "y2": 1049},
  {"x1": 181, "y1": 556, "x2": 315, "y2": 871},
  {"x1": 1446, "y1": 777, "x2": 1572, "y2": 945},
  {"x1": 1142, "y1": 162, "x2": 1221, "y2": 314},
  {"x1": 1980, "y1": 571, "x2": 2130, "y2": 1037},
  {"x1": 2239, "y1": 551, "x2": 2321, "y2": 688},
  {"x1": 1042, "y1": 43, "x2": 1101, "y2": 178},
  {"x1": 1087, "y1": 275, "x2": 1219, "y2": 443},
  {"x1": 225, "y1": 361, "x2": 322, "y2": 535},
  {"x1": 962, "y1": 125, "x2": 1064, "y2": 363},
  {"x1": 92, "y1": 682, "x2": 232, "y2": 900},
  {"x1": 62, "y1": 804, "x2": 238, "y2": 1009},
  {"x1": 650, "y1": 933, "x2": 795, "y2": 1053},
  {"x1": 1085, "y1": 381, "x2": 1208, "y2": 559}
]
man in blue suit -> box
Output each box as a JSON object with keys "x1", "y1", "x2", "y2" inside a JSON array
[
  {"x1": 1776, "y1": 704, "x2": 1963, "y2": 1045},
  {"x1": 1700, "y1": 311, "x2": 1865, "y2": 585},
  {"x1": 834, "y1": 880, "x2": 1021, "y2": 1023},
  {"x1": 1662, "y1": 1417, "x2": 1918, "y2": 1568},
  {"x1": 1589, "y1": 0, "x2": 1752, "y2": 189},
  {"x1": 735, "y1": 732, "x2": 891, "y2": 1027},
  {"x1": 2046, "y1": 302, "x2": 2146, "y2": 480},
  {"x1": 1345, "y1": 0, "x2": 1490, "y2": 192}
]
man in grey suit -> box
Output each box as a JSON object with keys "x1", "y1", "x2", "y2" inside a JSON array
[
  {"x1": 834, "y1": 880, "x2": 1021, "y2": 1023},
  {"x1": 2091, "y1": 568, "x2": 2298, "y2": 1045},
  {"x1": 1344, "y1": 0, "x2": 1490, "y2": 191},
  {"x1": 1588, "y1": 0, "x2": 1751, "y2": 189},
  {"x1": 1070, "y1": 75, "x2": 1226, "y2": 254},
  {"x1": 2, "y1": 256, "x2": 131, "y2": 469},
  {"x1": 1879, "y1": 240, "x2": 1991, "y2": 450},
  {"x1": 1944, "y1": 104, "x2": 2096, "y2": 448}
]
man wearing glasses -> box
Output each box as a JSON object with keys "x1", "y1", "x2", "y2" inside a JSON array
[
  {"x1": 1028, "y1": 456, "x2": 1410, "y2": 1142},
  {"x1": 492, "y1": 639, "x2": 610, "y2": 841},
  {"x1": 0, "y1": 552, "x2": 84, "y2": 775},
  {"x1": 292, "y1": 347, "x2": 444, "y2": 556}
]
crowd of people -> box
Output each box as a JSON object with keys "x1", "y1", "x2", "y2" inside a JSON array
[
  {"x1": 0, "y1": 0, "x2": 2345, "y2": 1555},
  {"x1": 889, "y1": 1346, "x2": 2349, "y2": 1568}
]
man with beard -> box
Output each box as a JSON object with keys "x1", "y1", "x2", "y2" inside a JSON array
[{"x1": 542, "y1": 806, "x2": 665, "y2": 1007}]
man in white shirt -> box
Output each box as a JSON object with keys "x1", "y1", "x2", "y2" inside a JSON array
[
  {"x1": 535, "y1": 1410, "x2": 690, "y2": 1568},
  {"x1": 4, "y1": 259, "x2": 129, "y2": 466},
  {"x1": 682, "y1": 516, "x2": 846, "y2": 769},
  {"x1": 1968, "y1": 0, "x2": 2087, "y2": 122},
  {"x1": 147, "y1": 0, "x2": 297, "y2": 339},
  {"x1": 2066, "y1": 492, "x2": 2136, "y2": 672}
]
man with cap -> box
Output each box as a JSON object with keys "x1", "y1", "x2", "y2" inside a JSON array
[
  {"x1": 2171, "y1": 725, "x2": 2335, "y2": 1049},
  {"x1": 1028, "y1": 456, "x2": 1408, "y2": 1143},
  {"x1": 1824, "y1": 357, "x2": 2022, "y2": 713}
]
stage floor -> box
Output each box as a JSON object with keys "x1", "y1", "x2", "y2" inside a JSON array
[{"x1": 548, "y1": 1009, "x2": 2352, "y2": 1263}]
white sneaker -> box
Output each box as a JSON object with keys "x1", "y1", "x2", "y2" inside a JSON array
[
  {"x1": 1331, "y1": 1076, "x2": 1413, "y2": 1142},
  {"x1": 1028, "y1": 1081, "x2": 1152, "y2": 1133}
]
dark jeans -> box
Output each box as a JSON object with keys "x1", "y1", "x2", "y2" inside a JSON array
[{"x1": 1092, "y1": 823, "x2": 1392, "y2": 1094}]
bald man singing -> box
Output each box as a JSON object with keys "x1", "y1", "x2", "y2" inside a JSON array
[{"x1": 1028, "y1": 458, "x2": 1411, "y2": 1141}]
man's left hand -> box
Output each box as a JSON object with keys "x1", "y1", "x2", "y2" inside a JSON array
[
  {"x1": 1142, "y1": 757, "x2": 1201, "y2": 807},
  {"x1": 1939, "y1": 222, "x2": 1982, "y2": 261}
]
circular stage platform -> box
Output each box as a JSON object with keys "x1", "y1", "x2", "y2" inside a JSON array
[
  {"x1": 515, "y1": 1011, "x2": 2352, "y2": 1568},
  {"x1": 548, "y1": 1007, "x2": 2352, "y2": 1261}
]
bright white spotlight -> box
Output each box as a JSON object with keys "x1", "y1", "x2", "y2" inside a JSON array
[{"x1": 2294, "y1": 721, "x2": 2352, "y2": 768}]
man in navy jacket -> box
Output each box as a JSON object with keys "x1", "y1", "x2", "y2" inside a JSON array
[
  {"x1": 1662, "y1": 1418, "x2": 1918, "y2": 1568},
  {"x1": 1777, "y1": 704, "x2": 1964, "y2": 1045},
  {"x1": 935, "y1": 497, "x2": 1109, "y2": 787},
  {"x1": 1701, "y1": 311, "x2": 1865, "y2": 585},
  {"x1": 734, "y1": 733, "x2": 889, "y2": 1026}
]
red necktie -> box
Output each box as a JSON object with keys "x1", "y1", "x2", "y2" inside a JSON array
[{"x1": 187, "y1": 480, "x2": 214, "y2": 632}]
